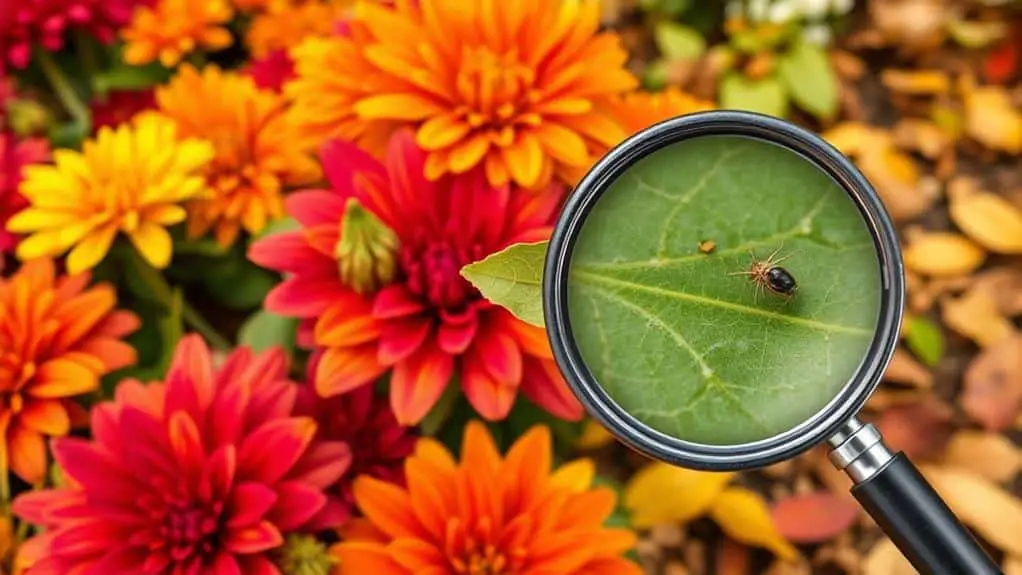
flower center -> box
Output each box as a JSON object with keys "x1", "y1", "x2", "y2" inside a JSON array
[
  {"x1": 160, "y1": 498, "x2": 224, "y2": 562},
  {"x1": 401, "y1": 240, "x2": 485, "y2": 311},
  {"x1": 455, "y1": 46, "x2": 541, "y2": 142},
  {"x1": 447, "y1": 517, "x2": 525, "y2": 575}
]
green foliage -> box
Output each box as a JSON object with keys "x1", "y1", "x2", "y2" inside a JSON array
[
  {"x1": 460, "y1": 242, "x2": 547, "y2": 327},
  {"x1": 905, "y1": 314, "x2": 945, "y2": 367},
  {"x1": 777, "y1": 40, "x2": 839, "y2": 120},
  {"x1": 720, "y1": 72, "x2": 789, "y2": 118},
  {"x1": 237, "y1": 309, "x2": 298, "y2": 355},
  {"x1": 654, "y1": 21, "x2": 707, "y2": 61}
]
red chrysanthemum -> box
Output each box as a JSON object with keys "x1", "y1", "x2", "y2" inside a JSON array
[
  {"x1": 295, "y1": 350, "x2": 418, "y2": 529},
  {"x1": 249, "y1": 129, "x2": 583, "y2": 425},
  {"x1": 1, "y1": 82, "x2": 50, "y2": 255},
  {"x1": 90, "y1": 88, "x2": 156, "y2": 131},
  {"x1": 0, "y1": 0, "x2": 145, "y2": 71},
  {"x1": 247, "y1": 49, "x2": 296, "y2": 92},
  {"x1": 13, "y1": 334, "x2": 352, "y2": 574}
]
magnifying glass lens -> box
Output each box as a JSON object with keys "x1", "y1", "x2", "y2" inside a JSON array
[{"x1": 566, "y1": 133, "x2": 882, "y2": 446}]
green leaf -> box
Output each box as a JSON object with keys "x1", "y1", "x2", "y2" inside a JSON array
[
  {"x1": 92, "y1": 62, "x2": 171, "y2": 94},
  {"x1": 251, "y1": 216, "x2": 300, "y2": 243},
  {"x1": 114, "y1": 288, "x2": 184, "y2": 384},
  {"x1": 719, "y1": 72, "x2": 789, "y2": 118},
  {"x1": 201, "y1": 254, "x2": 278, "y2": 311},
  {"x1": 905, "y1": 314, "x2": 944, "y2": 367},
  {"x1": 237, "y1": 309, "x2": 298, "y2": 355},
  {"x1": 460, "y1": 242, "x2": 547, "y2": 327},
  {"x1": 565, "y1": 135, "x2": 882, "y2": 445},
  {"x1": 777, "y1": 40, "x2": 839, "y2": 120},
  {"x1": 654, "y1": 21, "x2": 706, "y2": 61},
  {"x1": 419, "y1": 379, "x2": 462, "y2": 435}
]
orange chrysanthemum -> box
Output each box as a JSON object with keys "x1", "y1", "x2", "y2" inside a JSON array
[
  {"x1": 0, "y1": 258, "x2": 139, "y2": 483},
  {"x1": 246, "y1": 0, "x2": 353, "y2": 59},
  {"x1": 333, "y1": 421, "x2": 643, "y2": 575},
  {"x1": 121, "y1": 0, "x2": 234, "y2": 67},
  {"x1": 285, "y1": 0, "x2": 638, "y2": 190},
  {"x1": 156, "y1": 64, "x2": 320, "y2": 247},
  {"x1": 607, "y1": 87, "x2": 715, "y2": 136}
]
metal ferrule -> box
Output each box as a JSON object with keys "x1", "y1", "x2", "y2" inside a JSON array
[{"x1": 827, "y1": 417, "x2": 894, "y2": 484}]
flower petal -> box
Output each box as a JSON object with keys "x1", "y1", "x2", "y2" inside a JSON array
[
  {"x1": 390, "y1": 345, "x2": 453, "y2": 426},
  {"x1": 127, "y1": 222, "x2": 173, "y2": 270},
  {"x1": 315, "y1": 345, "x2": 387, "y2": 397},
  {"x1": 227, "y1": 482, "x2": 279, "y2": 528},
  {"x1": 267, "y1": 480, "x2": 327, "y2": 531},
  {"x1": 237, "y1": 417, "x2": 317, "y2": 484},
  {"x1": 332, "y1": 541, "x2": 407, "y2": 575},
  {"x1": 31, "y1": 358, "x2": 100, "y2": 398},
  {"x1": 18, "y1": 400, "x2": 70, "y2": 436},
  {"x1": 373, "y1": 285, "x2": 426, "y2": 319},
  {"x1": 351, "y1": 476, "x2": 427, "y2": 539},
  {"x1": 378, "y1": 317, "x2": 432, "y2": 365},
  {"x1": 9, "y1": 426, "x2": 47, "y2": 483},
  {"x1": 226, "y1": 520, "x2": 284, "y2": 554}
]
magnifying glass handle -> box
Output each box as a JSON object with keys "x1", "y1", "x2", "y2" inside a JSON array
[{"x1": 828, "y1": 418, "x2": 1003, "y2": 575}]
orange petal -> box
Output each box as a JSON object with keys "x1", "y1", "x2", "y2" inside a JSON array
[
  {"x1": 351, "y1": 476, "x2": 428, "y2": 539},
  {"x1": 316, "y1": 303, "x2": 382, "y2": 347},
  {"x1": 405, "y1": 456, "x2": 457, "y2": 536},
  {"x1": 31, "y1": 358, "x2": 100, "y2": 398},
  {"x1": 502, "y1": 131, "x2": 544, "y2": 188},
  {"x1": 354, "y1": 94, "x2": 444, "y2": 121},
  {"x1": 584, "y1": 556, "x2": 645, "y2": 575},
  {"x1": 484, "y1": 152, "x2": 510, "y2": 188},
  {"x1": 533, "y1": 122, "x2": 589, "y2": 167},
  {"x1": 412, "y1": 437, "x2": 457, "y2": 472},
  {"x1": 459, "y1": 420, "x2": 502, "y2": 472},
  {"x1": 9, "y1": 426, "x2": 47, "y2": 484},
  {"x1": 388, "y1": 538, "x2": 446, "y2": 572},
  {"x1": 315, "y1": 345, "x2": 387, "y2": 397},
  {"x1": 77, "y1": 338, "x2": 138, "y2": 372},
  {"x1": 447, "y1": 133, "x2": 490, "y2": 174},
  {"x1": 18, "y1": 400, "x2": 71, "y2": 437},
  {"x1": 501, "y1": 424, "x2": 552, "y2": 507},
  {"x1": 332, "y1": 542, "x2": 407, "y2": 575},
  {"x1": 390, "y1": 346, "x2": 453, "y2": 426}
]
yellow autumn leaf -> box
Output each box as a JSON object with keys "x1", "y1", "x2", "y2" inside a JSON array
[
  {"x1": 709, "y1": 486, "x2": 800, "y2": 561},
  {"x1": 940, "y1": 286, "x2": 1014, "y2": 348},
  {"x1": 942, "y1": 430, "x2": 1022, "y2": 484},
  {"x1": 1006, "y1": 555, "x2": 1022, "y2": 575},
  {"x1": 576, "y1": 419, "x2": 615, "y2": 450},
  {"x1": 881, "y1": 69, "x2": 951, "y2": 94},
  {"x1": 960, "y1": 80, "x2": 1022, "y2": 154},
  {"x1": 623, "y1": 462, "x2": 735, "y2": 528},
  {"x1": 948, "y1": 186, "x2": 1022, "y2": 254},
  {"x1": 919, "y1": 464, "x2": 1022, "y2": 555},
  {"x1": 903, "y1": 232, "x2": 986, "y2": 277},
  {"x1": 864, "y1": 538, "x2": 917, "y2": 575},
  {"x1": 821, "y1": 122, "x2": 873, "y2": 155}
]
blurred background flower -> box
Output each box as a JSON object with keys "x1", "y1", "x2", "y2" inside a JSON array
[
  {"x1": 0, "y1": 258, "x2": 138, "y2": 483},
  {"x1": 0, "y1": 82, "x2": 50, "y2": 256},
  {"x1": 120, "y1": 0, "x2": 234, "y2": 67},
  {"x1": 13, "y1": 335, "x2": 350, "y2": 573},
  {"x1": 250, "y1": 130, "x2": 583, "y2": 425},
  {"x1": 333, "y1": 420, "x2": 642, "y2": 574},
  {"x1": 154, "y1": 64, "x2": 320, "y2": 248},
  {"x1": 6, "y1": 113, "x2": 214, "y2": 273},
  {"x1": 285, "y1": 0, "x2": 638, "y2": 189}
]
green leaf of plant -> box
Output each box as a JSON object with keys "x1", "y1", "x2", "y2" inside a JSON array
[
  {"x1": 567, "y1": 135, "x2": 882, "y2": 445},
  {"x1": 904, "y1": 314, "x2": 944, "y2": 367},
  {"x1": 777, "y1": 40, "x2": 839, "y2": 120},
  {"x1": 719, "y1": 72, "x2": 789, "y2": 118},
  {"x1": 460, "y1": 241, "x2": 547, "y2": 327},
  {"x1": 654, "y1": 21, "x2": 706, "y2": 61},
  {"x1": 92, "y1": 62, "x2": 171, "y2": 94},
  {"x1": 237, "y1": 309, "x2": 298, "y2": 355}
]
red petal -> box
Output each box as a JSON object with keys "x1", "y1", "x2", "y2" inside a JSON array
[
  {"x1": 378, "y1": 317, "x2": 432, "y2": 365},
  {"x1": 210, "y1": 553, "x2": 243, "y2": 575},
  {"x1": 225, "y1": 520, "x2": 283, "y2": 554},
  {"x1": 284, "y1": 189, "x2": 348, "y2": 228},
  {"x1": 53, "y1": 438, "x2": 128, "y2": 491},
  {"x1": 384, "y1": 129, "x2": 435, "y2": 228},
  {"x1": 315, "y1": 345, "x2": 387, "y2": 396},
  {"x1": 227, "y1": 483, "x2": 278, "y2": 527},
  {"x1": 290, "y1": 440, "x2": 352, "y2": 489},
  {"x1": 165, "y1": 335, "x2": 215, "y2": 418},
  {"x1": 461, "y1": 349, "x2": 517, "y2": 421},
  {"x1": 266, "y1": 276, "x2": 346, "y2": 318},
  {"x1": 168, "y1": 411, "x2": 204, "y2": 477},
  {"x1": 93, "y1": 310, "x2": 142, "y2": 338},
  {"x1": 237, "y1": 418, "x2": 316, "y2": 484},
  {"x1": 81, "y1": 544, "x2": 149, "y2": 572},
  {"x1": 437, "y1": 315, "x2": 478, "y2": 355},
  {"x1": 316, "y1": 299, "x2": 382, "y2": 347},
  {"x1": 304, "y1": 498, "x2": 354, "y2": 532},
  {"x1": 372, "y1": 285, "x2": 425, "y2": 319},
  {"x1": 520, "y1": 357, "x2": 584, "y2": 421},
  {"x1": 474, "y1": 327, "x2": 523, "y2": 387},
  {"x1": 248, "y1": 230, "x2": 334, "y2": 275},
  {"x1": 267, "y1": 480, "x2": 327, "y2": 531},
  {"x1": 320, "y1": 139, "x2": 387, "y2": 200},
  {"x1": 390, "y1": 345, "x2": 453, "y2": 426}
]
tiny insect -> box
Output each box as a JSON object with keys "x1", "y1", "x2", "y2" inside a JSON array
[
  {"x1": 698, "y1": 240, "x2": 717, "y2": 254},
  {"x1": 730, "y1": 246, "x2": 797, "y2": 300}
]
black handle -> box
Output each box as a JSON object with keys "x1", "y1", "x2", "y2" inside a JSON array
[{"x1": 851, "y1": 452, "x2": 1002, "y2": 575}]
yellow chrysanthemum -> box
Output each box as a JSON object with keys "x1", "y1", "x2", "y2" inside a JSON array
[
  {"x1": 285, "y1": 0, "x2": 639, "y2": 190},
  {"x1": 7, "y1": 113, "x2": 214, "y2": 274},
  {"x1": 246, "y1": 0, "x2": 353, "y2": 59},
  {"x1": 607, "y1": 87, "x2": 716, "y2": 136},
  {"x1": 121, "y1": 0, "x2": 234, "y2": 67},
  {"x1": 156, "y1": 64, "x2": 321, "y2": 247}
]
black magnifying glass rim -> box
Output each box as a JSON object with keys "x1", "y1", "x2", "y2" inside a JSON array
[{"x1": 543, "y1": 109, "x2": 906, "y2": 471}]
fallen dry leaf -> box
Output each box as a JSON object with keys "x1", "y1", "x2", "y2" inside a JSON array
[
  {"x1": 883, "y1": 347, "x2": 934, "y2": 388},
  {"x1": 960, "y1": 76, "x2": 1022, "y2": 154},
  {"x1": 874, "y1": 397, "x2": 954, "y2": 460},
  {"x1": 858, "y1": 144, "x2": 935, "y2": 221},
  {"x1": 903, "y1": 231, "x2": 986, "y2": 277},
  {"x1": 1006, "y1": 555, "x2": 1022, "y2": 575},
  {"x1": 623, "y1": 463, "x2": 735, "y2": 528},
  {"x1": 868, "y1": 387, "x2": 928, "y2": 410},
  {"x1": 948, "y1": 183, "x2": 1022, "y2": 254},
  {"x1": 576, "y1": 418, "x2": 615, "y2": 449},
  {"x1": 893, "y1": 118, "x2": 951, "y2": 159},
  {"x1": 869, "y1": 0, "x2": 949, "y2": 54},
  {"x1": 942, "y1": 430, "x2": 1022, "y2": 483},
  {"x1": 717, "y1": 537, "x2": 751, "y2": 575},
  {"x1": 940, "y1": 286, "x2": 1015, "y2": 348},
  {"x1": 972, "y1": 265, "x2": 1022, "y2": 316},
  {"x1": 769, "y1": 491, "x2": 861, "y2": 544},
  {"x1": 709, "y1": 487, "x2": 801, "y2": 562},
  {"x1": 881, "y1": 69, "x2": 951, "y2": 94},
  {"x1": 863, "y1": 538, "x2": 917, "y2": 575},
  {"x1": 919, "y1": 464, "x2": 1022, "y2": 555},
  {"x1": 961, "y1": 334, "x2": 1022, "y2": 431},
  {"x1": 821, "y1": 122, "x2": 873, "y2": 155}
]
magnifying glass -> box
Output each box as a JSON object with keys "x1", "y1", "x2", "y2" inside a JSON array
[{"x1": 543, "y1": 110, "x2": 1001, "y2": 575}]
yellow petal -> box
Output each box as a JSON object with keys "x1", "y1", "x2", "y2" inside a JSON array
[
  {"x1": 6, "y1": 208, "x2": 77, "y2": 233},
  {"x1": 903, "y1": 232, "x2": 985, "y2": 277},
  {"x1": 146, "y1": 204, "x2": 188, "y2": 225},
  {"x1": 534, "y1": 123, "x2": 589, "y2": 167},
  {"x1": 576, "y1": 418, "x2": 615, "y2": 449},
  {"x1": 66, "y1": 223, "x2": 119, "y2": 275},
  {"x1": 623, "y1": 462, "x2": 735, "y2": 528},
  {"x1": 417, "y1": 114, "x2": 472, "y2": 151},
  {"x1": 549, "y1": 458, "x2": 595, "y2": 493},
  {"x1": 128, "y1": 222, "x2": 174, "y2": 269},
  {"x1": 447, "y1": 133, "x2": 490, "y2": 174},
  {"x1": 502, "y1": 131, "x2": 544, "y2": 188},
  {"x1": 709, "y1": 486, "x2": 800, "y2": 561},
  {"x1": 354, "y1": 94, "x2": 443, "y2": 121}
]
